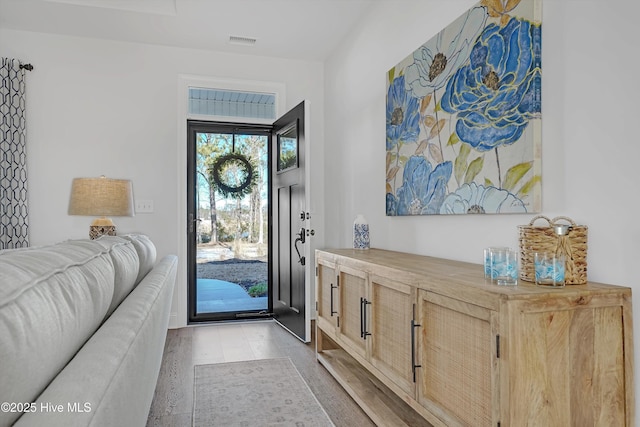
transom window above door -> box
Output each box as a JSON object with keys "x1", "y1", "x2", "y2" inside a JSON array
[{"x1": 188, "y1": 88, "x2": 276, "y2": 120}]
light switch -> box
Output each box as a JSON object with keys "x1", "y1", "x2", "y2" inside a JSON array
[{"x1": 135, "y1": 199, "x2": 154, "y2": 213}]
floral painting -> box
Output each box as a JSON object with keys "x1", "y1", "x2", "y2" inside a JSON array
[{"x1": 386, "y1": 0, "x2": 541, "y2": 216}]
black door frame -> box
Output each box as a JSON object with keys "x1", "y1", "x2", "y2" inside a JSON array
[{"x1": 187, "y1": 120, "x2": 273, "y2": 323}]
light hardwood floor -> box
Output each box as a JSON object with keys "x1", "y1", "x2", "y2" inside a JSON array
[{"x1": 146, "y1": 320, "x2": 375, "y2": 427}]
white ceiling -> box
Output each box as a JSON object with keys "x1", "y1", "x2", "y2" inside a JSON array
[{"x1": 0, "y1": 0, "x2": 378, "y2": 61}]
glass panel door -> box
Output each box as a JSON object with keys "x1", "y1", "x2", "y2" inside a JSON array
[{"x1": 188, "y1": 122, "x2": 271, "y2": 321}]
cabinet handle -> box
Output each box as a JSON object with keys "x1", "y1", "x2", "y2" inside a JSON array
[
  {"x1": 411, "y1": 304, "x2": 421, "y2": 383},
  {"x1": 330, "y1": 284, "x2": 338, "y2": 316},
  {"x1": 360, "y1": 297, "x2": 364, "y2": 338},
  {"x1": 361, "y1": 297, "x2": 371, "y2": 340}
]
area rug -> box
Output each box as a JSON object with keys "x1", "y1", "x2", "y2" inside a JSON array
[{"x1": 193, "y1": 358, "x2": 334, "y2": 427}]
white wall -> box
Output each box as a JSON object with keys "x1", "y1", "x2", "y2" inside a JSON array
[
  {"x1": 324, "y1": 0, "x2": 639, "y2": 413},
  {"x1": 0, "y1": 29, "x2": 325, "y2": 327}
]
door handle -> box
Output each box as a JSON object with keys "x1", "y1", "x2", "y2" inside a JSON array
[
  {"x1": 330, "y1": 283, "x2": 338, "y2": 316},
  {"x1": 360, "y1": 297, "x2": 371, "y2": 339},
  {"x1": 188, "y1": 213, "x2": 201, "y2": 233},
  {"x1": 411, "y1": 303, "x2": 421, "y2": 382},
  {"x1": 294, "y1": 227, "x2": 306, "y2": 265}
]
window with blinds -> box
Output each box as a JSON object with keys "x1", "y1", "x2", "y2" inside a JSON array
[{"x1": 188, "y1": 88, "x2": 276, "y2": 120}]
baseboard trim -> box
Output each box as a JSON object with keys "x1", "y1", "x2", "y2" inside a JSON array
[{"x1": 168, "y1": 312, "x2": 179, "y2": 329}]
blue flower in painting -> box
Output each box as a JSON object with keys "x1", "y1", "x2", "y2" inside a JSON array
[
  {"x1": 387, "y1": 156, "x2": 452, "y2": 216},
  {"x1": 385, "y1": 193, "x2": 398, "y2": 216},
  {"x1": 439, "y1": 182, "x2": 526, "y2": 214},
  {"x1": 386, "y1": 75, "x2": 420, "y2": 150},
  {"x1": 404, "y1": 6, "x2": 488, "y2": 97},
  {"x1": 441, "y1": 17, "x2": 541, "y2": 152}
]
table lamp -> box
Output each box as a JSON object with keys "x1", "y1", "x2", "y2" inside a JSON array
[{"x1": 68, "y1": 176, "x2": 134, "y2": 239}]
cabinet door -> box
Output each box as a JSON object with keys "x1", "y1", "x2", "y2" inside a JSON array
[
  {"x1": 316, "y1": 258, "x2": 339, "y2": 335},
  {"x1": 337, "y1": 265, "x2": 368, "y2": 359},
  {"x1": 417, "y1": 290, "x2": 498, "y2": 427},
  {"x1": 507, "y1": 299, "x2": 629, "y2": 426},
  {"x1": 369, "y1": 274, "x2": 416, "y2": 397}
]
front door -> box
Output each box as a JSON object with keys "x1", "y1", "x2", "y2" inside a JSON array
[
  {"x1": 187, "y1": 122, "x2": 271, "y2": 322},
  {"x1": 271, "y1": 101, "x2": 309, "y2": 342}
]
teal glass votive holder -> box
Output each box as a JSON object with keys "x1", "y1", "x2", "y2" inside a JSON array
[
  {"x1": 534, "y1": 252, "x2": 565, "y2": 288},
  {"x1": 490, "y1": 248, "x2": 518, "y2": 286},
  {"x1": 484, "y1": 247, "x2": 508, "y2": 280}
]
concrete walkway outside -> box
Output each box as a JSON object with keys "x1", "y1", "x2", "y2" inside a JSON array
[{"x1": 196, "y1": 278, "x2": 267, "y2": 314}]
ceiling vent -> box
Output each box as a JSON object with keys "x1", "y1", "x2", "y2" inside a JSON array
[{"x1": 229, "y1": 35, "x2": 257, "y2": 46}]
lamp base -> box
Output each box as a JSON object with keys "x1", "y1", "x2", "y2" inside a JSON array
[{"x1": 90, "y1": 225, "x2": 116, "y2": 240}]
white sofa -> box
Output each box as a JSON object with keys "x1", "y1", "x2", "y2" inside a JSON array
[{"x1": 0, "y1": 235, "x2": 177, "y2": 427}]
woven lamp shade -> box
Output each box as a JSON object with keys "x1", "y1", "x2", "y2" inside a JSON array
[{"x1": 68, "y1": 176, "x2": 134, "y2": 238}]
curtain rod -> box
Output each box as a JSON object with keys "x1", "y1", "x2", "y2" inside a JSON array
[{"x1": 19, "y1": 63, "x2": 34, "y2": 71}]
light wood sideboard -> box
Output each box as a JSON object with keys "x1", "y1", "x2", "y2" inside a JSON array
[{"x1": 315, "y1": 248, "x2": 634, "y2": 427}]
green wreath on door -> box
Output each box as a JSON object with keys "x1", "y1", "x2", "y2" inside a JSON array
[{"x1": 209, "y1": 152, "x2": 259, "y2": 199}]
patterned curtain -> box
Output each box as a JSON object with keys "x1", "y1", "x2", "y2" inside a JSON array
[{"x1": 1, "y1": 58, "x2": 30, "y2": 249}]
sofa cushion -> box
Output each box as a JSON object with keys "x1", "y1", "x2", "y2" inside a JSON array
[
  {"x1": 120, "y1": 234, "x2": 156, "y2": 285},
  {"x1": 0, "y1": 240, "x2": 116, "y2": 427},
  {"x1": 93, "y1": 236, "x2": 141, "y2": 316}
]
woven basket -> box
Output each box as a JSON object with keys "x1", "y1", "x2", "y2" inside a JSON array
[{"x1": 518, "y1": 215, "x2": 588, "y2": 285}]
